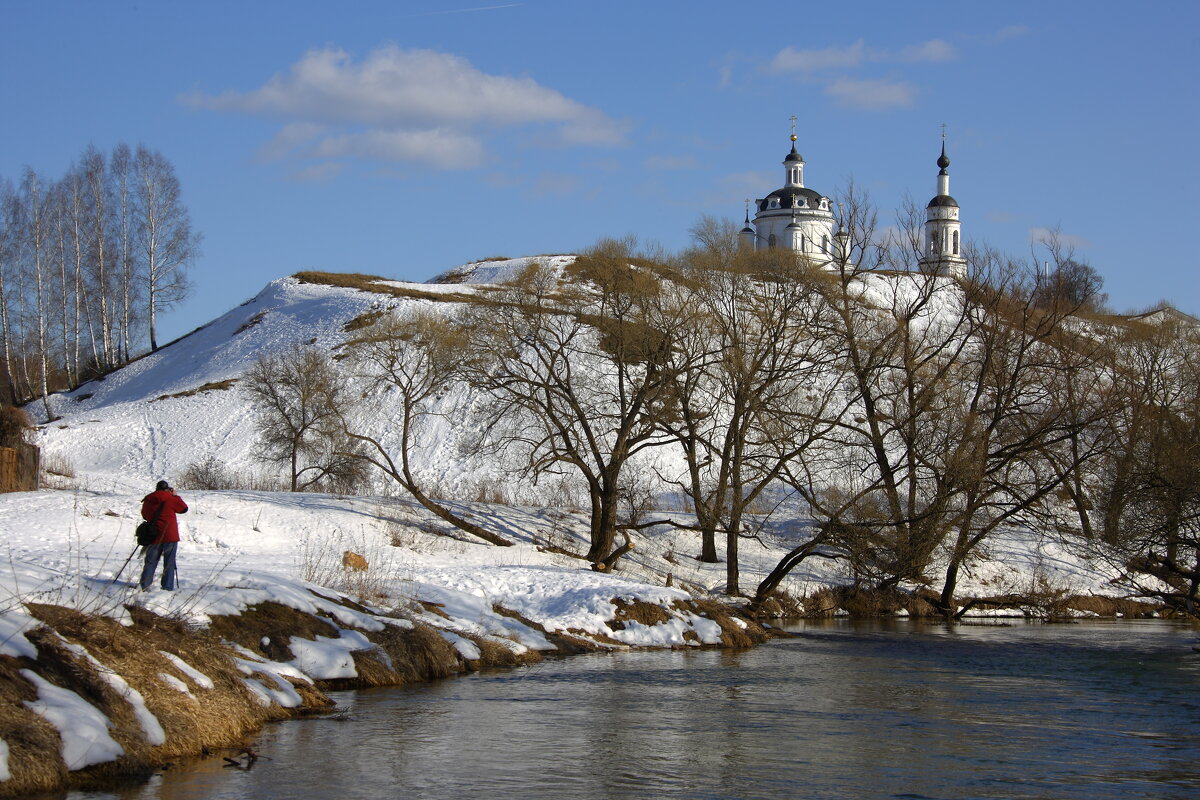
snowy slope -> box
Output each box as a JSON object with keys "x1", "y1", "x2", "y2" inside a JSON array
[{"x1": 11, "y1": 255, "x2": 1128, "y2": 630}]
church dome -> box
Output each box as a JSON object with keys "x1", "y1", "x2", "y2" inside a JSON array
[
  {"x1": 927, "y1": 195, "x2": 959, "y2": 208},
  {"x1": 784, "y1": 143, "x2": 804, "y2": 164},
  {"x1": 759, "y1": 186, "x2": 825, "y2": 212}
]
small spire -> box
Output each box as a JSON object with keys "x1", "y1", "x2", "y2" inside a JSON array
[{"x1": 937, "y1": 125, "x2": 950, "y2": 173}]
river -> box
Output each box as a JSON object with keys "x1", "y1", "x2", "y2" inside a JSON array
[{"x1": 70, "y1": 619, "x2": 1200, "y2": 800}]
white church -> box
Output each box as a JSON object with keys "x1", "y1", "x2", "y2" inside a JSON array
[{"x1": 738, "y1": 128, "x2": 967, "y2": 277}]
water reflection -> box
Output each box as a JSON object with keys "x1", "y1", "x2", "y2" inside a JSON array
[{"x1": 69, "y1": 620, "x2": 1200, "y2": 800}]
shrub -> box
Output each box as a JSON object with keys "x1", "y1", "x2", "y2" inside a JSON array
[{"x1": 0, "y1": 405, "x2": 31, "y2": 447}]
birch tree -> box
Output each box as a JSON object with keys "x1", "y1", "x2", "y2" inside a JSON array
[{"x1": 133, "y1": 145, "x2": 199, "y2": 351}]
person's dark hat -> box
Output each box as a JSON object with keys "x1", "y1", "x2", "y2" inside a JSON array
[{"x1": 156, "y1": 480, "x2": 171, "y2": 491}]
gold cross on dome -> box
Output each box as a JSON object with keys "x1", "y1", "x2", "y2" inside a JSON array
[{"x1": 789, "y1": 115, "x2": 798, "y2": 141}]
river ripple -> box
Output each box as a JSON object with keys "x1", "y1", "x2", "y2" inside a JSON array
[{"x1": 71, "y1": 619, "x2": 1200, "y2": 800}]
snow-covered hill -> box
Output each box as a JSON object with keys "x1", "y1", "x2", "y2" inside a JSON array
[{"x1": 27, "y1": 255, "x2": 1129, "y2": 598}]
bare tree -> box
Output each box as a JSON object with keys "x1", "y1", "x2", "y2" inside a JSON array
[
  {"x1": 1030, "y1": 229, "x2": 1107, "y2": 312},
  {"x1": 0, "y1": 180, "x2": 19, "y2": 403},
  {"x1": 344, "y1": 310, "x2": 514, "y2": 547},
  {"x1": 81, "y1": 145, "x2": 117, "y2": 370},
  {"x1": 133, "y1": 145, "x2": 199, "y2": 352},
  {"x1": 18, "y1": 169, "x2": 54, "y2": 419},
  {"x1": 753, "y1": 195, "x2": 1097, "y2": 614},
  {"x1": 244, "y1": 344, "x2": 367, "y2": 492},
  {"x1": 664, "y1": 226, "x2": 844, "y2": 594},
  {"x1": 461, "y1": 244, "x2": 680, "y2": 569},
  {"x1": 111, "y1": 143, "x2": 135, "y2": 363},
  {"x1": 927, "y1": 250, "x2": 1108, "y2": 616},
  {"x1": 1071, "y1": 318, "x2": 1200, "y2": 617}
]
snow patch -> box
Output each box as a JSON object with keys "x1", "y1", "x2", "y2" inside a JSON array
[
  {"x1": 158, "y1": 672, "x2": 193, "y2": 698},
  {"x1": 58, "y1": 638, "x2": 165, "y2": 746},
  {"x1": 21, "y1": 669, "x2": 124, "y2": 770},
  {"x1": 159, "y1": 652, "x2": 214, "y2": 690},
  {"x1": 0, "y1": 610, "x2": 37, "y2": 659},
  {"x1": 286, "y1": 629, "x2": 375, "y2": 680}
]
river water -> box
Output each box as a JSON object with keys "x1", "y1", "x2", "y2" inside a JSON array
[{"x1": 71, "y1": 619, "x2": 1200, "y2": 800}]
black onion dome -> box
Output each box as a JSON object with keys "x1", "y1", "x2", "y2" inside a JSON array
[
  {"x1": 937, "y1": 144, "x2": 950, "y2": 171},
  {"x1": 784, "y1": 143, "x2": 804, "y2": 164},
  {"x1": 927, "y1": 195, "x2": 959, "y2": 208},
  {"x1": 759, "y1": 186, "x2": 825, "y2": 212}
]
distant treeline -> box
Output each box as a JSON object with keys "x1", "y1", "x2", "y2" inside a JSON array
[{"x1": 0, "y1": 143, "x2": 200, "y2": 414}]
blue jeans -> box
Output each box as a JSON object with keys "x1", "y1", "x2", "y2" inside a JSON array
[{"x1": 140, "y1": 541, "x2": 178, "y2": 590}]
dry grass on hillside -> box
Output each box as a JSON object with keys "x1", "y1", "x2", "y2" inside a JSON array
[
  {"x1": 152, "y1": 380, "x2": 238, "y2": 402},
  {"x1": 293, "y1": 271, "x2": 479, "y2": 304}
]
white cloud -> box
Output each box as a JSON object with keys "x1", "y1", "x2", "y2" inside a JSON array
[
  {"x1": 185, "y1": 44, "x2": 625, "y2": 172},
  {"x1": 898, "y1": 39, "x2": 958, "y2": 63},
  {"x1": 1030, "y1": 227, "x2": 1091, "y2": 250},
  {"x1": 532, "y1": 172, "x2": 581, "y2": 197},
  {"x1": 190, "y1": 45, "x2": 611, "y2": 129},
  {"x1": 769, "y1": 40, "x2": 868, "y2": 73},
  {"x1": 309, "y1": 128, "x2": 484, "y2": 169},
  {"x1": 825, "y1": 78, "x2": 916, "y2": 110},
  {"x1": 258, "y1": 122, "x2": 326, "y2": 161},
  {"x1": 766, "y1": 37, "x2": 955, "y2": 113},
  {"x1": 768, "y1": 37, "x2": 957, "y2": 74}
]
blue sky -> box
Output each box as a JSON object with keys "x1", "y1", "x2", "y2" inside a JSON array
[{"x1": 2, "y1": 1, "x2": 1197, "y2": 342}]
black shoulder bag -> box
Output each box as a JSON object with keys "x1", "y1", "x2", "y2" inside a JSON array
[{"x1": 135, "y1": 501, "x2": 165, "y2": 547}]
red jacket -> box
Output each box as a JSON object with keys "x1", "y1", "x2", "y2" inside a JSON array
[{"x1": 141, "y1": 490, "x2": 189, "y2": 544}]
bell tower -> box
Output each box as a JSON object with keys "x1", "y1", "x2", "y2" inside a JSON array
[{"x1": 919, "y1": 131, "x2": 967, "y2": 279}]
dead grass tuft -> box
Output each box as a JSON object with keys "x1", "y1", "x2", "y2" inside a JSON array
[
  {"x1": 1063, "y1": 595, "x2": 1161, "y2": 618},
  {"x1": 491, "y1": 605, "x2": 604, "y2": 654},
  {"x1": 364, "y1": 622, "x2": 460, "y2": 684},
  {"x1": 605, "y1": 598, "x2": 770, "y2": 647},
  {"x1": 234, "y1": 311, "x2": 268, "y2": 334},
  {"x1": 343, "y1": 310, "x2": 385, "y2": 332},
  {"x1": 683, "y1": 599, "x2": 772, "y2": 647},
  {"x1": 294, "y1": 271, "x2": 473, "y2": 304},
  {"x1": 754, "y1": 589, "x2": 806, "y2": 619},
  {"x1": 0, "y1": 652, "x2": 69, "y2": 795},
  {"x1": 207, "y1": 602, "x2": 339, "y2": 662},
  {"x1": 609, "y1": 599, "x2": 672, "y2": 629},
  {"x1": 153, "y1": 379, "x2": 238, "y2": 402}
]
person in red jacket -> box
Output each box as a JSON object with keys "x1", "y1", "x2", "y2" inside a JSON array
[{"x1": 140, "y1": 480, "x2": 189, "y2": 591}]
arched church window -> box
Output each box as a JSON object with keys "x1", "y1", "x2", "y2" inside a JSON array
[
  {"x1": 768, "y1": 233, "x2": 777, "y2": 249},
  {"x1": 953, "y1": 231, "x2": 960, "y2": 255},
  {"x1": 823, "y1": 235, "x2": 830, "y2": 253}
]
